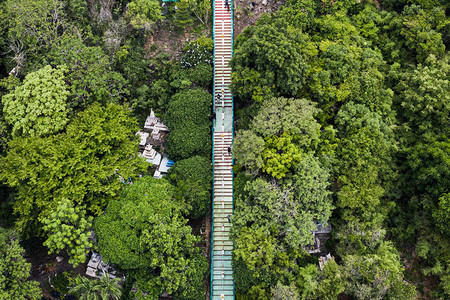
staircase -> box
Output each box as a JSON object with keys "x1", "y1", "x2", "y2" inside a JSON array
[{"x1": 211, "y1": 0, "x2": 234, "y2": 299}]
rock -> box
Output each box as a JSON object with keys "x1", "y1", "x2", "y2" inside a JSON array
[
  {"x1": 56, "y1": 256, "x2": 64, "y2": 262},
  {"x1": 262, "y1": 0, "x2": 268, "y2": 5}
]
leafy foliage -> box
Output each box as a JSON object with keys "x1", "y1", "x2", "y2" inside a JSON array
[
  {"x1": 69, "y1": 274, "x2": 122, "y2": 300},
  {"x1": 165, "y1": 88, "x2": 211, "y2": 160},
  {"x1": 230, "y1": 18, "x2": 312, "y2": 102},
  {"x1": 0, "y1": 103, "x2": 146, "y2": 229},
  {"x1": 0, "y1": 228, "x2": 42, "y2": 299},
  {"x1": 167, "y1": 156, "x2": 212, "y2": 219},
  {"x1": 127, "y1": 0, "x2": 162, "y2": 31},
  {"x1": 234, "y1": 97, "x2": 321, "y2": 178},
  {"x1": 42, "y1": 199, "x2": 93, "y2": 266},
  {"x1": 2, "y1": 65, "x2": 69, "y2": 137},
  {"x1": 42, "y1": 37, "x2": 129, "y2": 110},
  {"x1": 95, "y1": 176, "x2": 208, "y2": 297}
]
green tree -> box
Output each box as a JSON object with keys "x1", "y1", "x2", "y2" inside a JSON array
[
  {"x1": 231, "y1": 178, "x2": 317, "y2": 276},
  {"x1": 251, "y1": 97, "x2": 321, "y2": 147},
  {"x1": 0, "y1": 228, "x2": 42, "y2": 300},
  {"x1": 400, "y1": 5, "x2": 448, "y2": 63},
  {"x1": 341, "y1": 242, "x2": 416, "y2": 300},
  {"x1": 335, "y1": 103, "x2": 396, "y2": 221},
  {"x1": 233, "y1": 130, "x2": 266, "y2": 176},
  {"x1": 271, "y1": 282, "x2": 299, "y2": 300},
  {"x1": 42, "y1": 199, "x2": 93, "y2": 266},
  {"x1": 167, "y1": 156, "x2": 212, "y2": 219},
  {"x1": 2, "y1": 65, "x2": 69, "y2": 137},
  {"x1": 5, "y1": 0, "x2": 67, "y2": 56},
  {"x1": 69, "y1": 274, "x2": 122, "y2": 300},
  {"x1": 316, "y1": 259, "x2": 345, "y2": 300},
  {"x1": 296, "y1": 264, "x2": 319, "y2": 299},
  {"x1": 185, "y1": 0, "x2": 211, "y2": 27},
  {"x1": 0, "y1": 103, "x2": 146, "y2": 230},
  {"x1": 174, "y1": 0, "x2": 194, "y2": 29},
  {"x1": 395, "y1": 54, "x2": 450, "y2": 136},
  {"x1": 230, "y1": 18, "x2": 312, "y2": 102},
  {"x1": 234, "y1": 97, "x2": 321, "y2": 178},
  {"x1": 127, "y1": 0, "x2": 162, "y2": 31},
  {"x1": 292, "y1": 153, "x2": 333, "y2": 226},
  {"x1": 165, "y1": 88, "x2": 211, "y2": 160},
  {"x1": 261, "y1": 132, "x2": 303, "y2": 179},
  {"x1": 172, "y1": 253, "x2": 208, "y2": 300},
  {"x1": 95, "y1": 176, "x2": 207, "y2": 296},
  {"x1": 43, "y1": 37, "x2": 129, "y2": 110}
]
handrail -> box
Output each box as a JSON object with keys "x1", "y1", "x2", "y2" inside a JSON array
[{"x1": 210, "y1": 0, "x2": 216, "y2": 297}]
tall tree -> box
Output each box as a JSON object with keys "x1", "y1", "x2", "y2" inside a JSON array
[
  {"x1": 42, "y1": 37, "x2": 129, "y2": 110},
  {"x1": 126, "y1": 0, "x2": 162, "y2": 31},
  {"x1": 234, "y1": 97, "x2": 321, "y2": 179}
]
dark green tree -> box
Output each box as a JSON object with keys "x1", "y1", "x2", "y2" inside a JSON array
[
  {"x1": 230, "y1": 18, "x2": 311, "y2": 103},
  {"x1": 167, "y1": 156, "x2": 212, "y2": 219},
  {"x1": 165, "y1": 88, "x2": 211, "y2": 160},
  {"x1": 95, "y1": 176, "x2": 208, "y2": 297},
  {"x1": 0, "y1": 228, "x2": 42, "y2": 299}
]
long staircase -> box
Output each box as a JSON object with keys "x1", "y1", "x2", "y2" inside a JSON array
[{"x1": 211, "y1": 0, "x2": 234, "y2": 299}]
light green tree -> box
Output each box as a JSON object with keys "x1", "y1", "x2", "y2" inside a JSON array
[
  {"x1": 262, "y1": 132, "x2": 303, "y2": 179},
  {"x1": 127, "y1": 0, "x2": 162, "y2": 31},
  {"x1": 395, "y1": 54, "x2": 450, "y2": 136},
  {"x1": 271, "y1": 282, "x2": 299, "y2": 300},
  {"x1": 0, "y1": 103, "x2": 146, "y2": 230},
  {"x1": 234, "y1": 97, "x2": 321, "y2": 179},
  {"x1": 42, "y1": 199, "x2": 93, "y2": 266},
  {"x1": 2, "y1": 65, "x2": 69, "y2": 137},
  {"x1": 251, "y1": 97, "x2": 321, "y2": 146}
]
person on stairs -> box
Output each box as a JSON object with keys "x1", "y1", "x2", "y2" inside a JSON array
[{"x1": 225, "y1": 0, "x2": 230, "y2": 12}]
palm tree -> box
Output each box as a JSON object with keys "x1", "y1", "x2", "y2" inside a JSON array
[
  {"x1": 69, "y1": 274, "x2": 122, "y2": 300},
  {"x1": 69, "y1": 275, "x2": 99, "y2": 300},
  {"x1": 96, "y1": 274, "x2": 122, "y2": 300}
]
